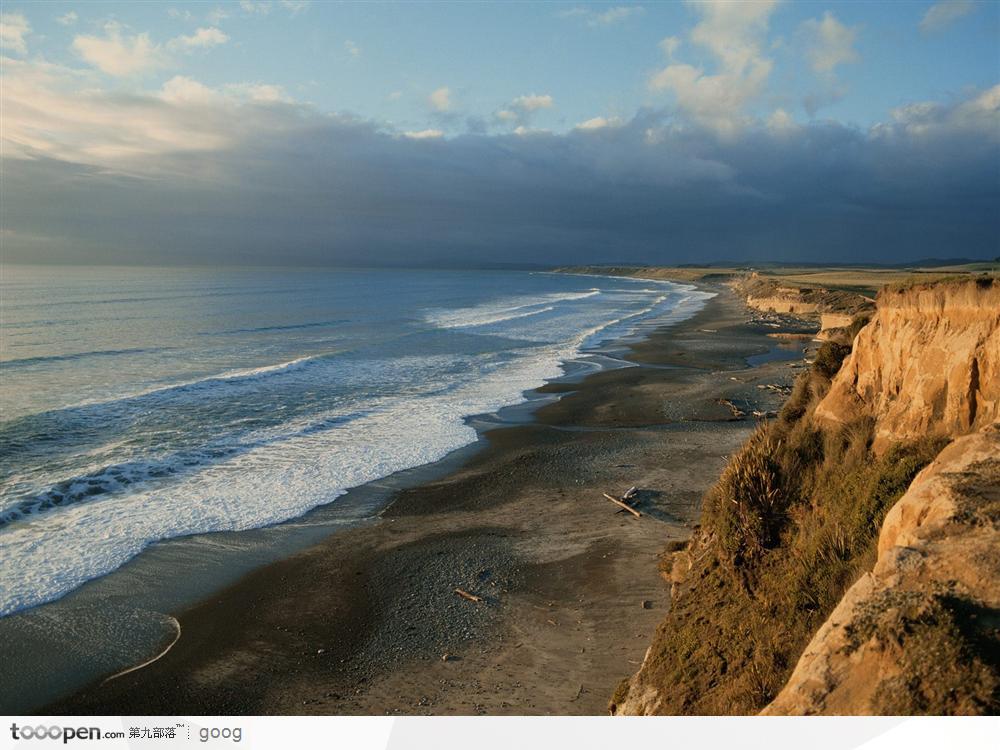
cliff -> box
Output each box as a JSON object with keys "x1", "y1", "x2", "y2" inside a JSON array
[
  {"x1": 763, "y1": 425, "x2": 999, "y2": 714},
  {"x1": 612, "y1": 276, "x2": 999, "y2": 716},
  {"x1": 816, "y1": 278, "x2": 1000, "y2": 453},
  {"x1": 739, "y1": 274, "x2": 873, "y2": 319}
]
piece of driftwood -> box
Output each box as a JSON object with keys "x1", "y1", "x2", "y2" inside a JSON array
[
  {"x1": 622, "y1": 486, "x2": 639, "y2": 501},
  {"x1": 454, "y1": 588, "x2": 482, "y2": 603},
  {"x1": 603, "y1": 492, "x2": 641, "y2": 517}
]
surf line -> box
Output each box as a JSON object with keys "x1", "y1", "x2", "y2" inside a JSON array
[{"x1": 101, "y1": 616, "x2": 182, "y2": 685}]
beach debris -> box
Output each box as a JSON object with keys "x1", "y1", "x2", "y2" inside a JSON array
[
  {"x1": 454, "y1": 588, "x2": 483, "y2": 603},
  {"x1": 622, "y1": 486, "x2": 639, "y2": 502},
  {"x1": 757, "y1": 383, "x2": 793, "y2": 394},
  {"x1": 641, "y1": 600, "x2": 653, "y2": 609},
  {"x1": 718, "y1": 398, "x2": 746, "y2": 419},
  {"x1": 602, "y1": 492, "x2": 641, "y2": 517}
]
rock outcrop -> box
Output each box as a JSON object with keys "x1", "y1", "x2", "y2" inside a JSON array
[
  {"x1": 815, "y1": 278, "x2": 1000, "y2": 453},
  {"x1": 763, "y1": 425, "x2": 1000, "y2": 715}
]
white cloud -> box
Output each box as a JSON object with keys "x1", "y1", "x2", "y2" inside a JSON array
[
  {"x1": 1, "y1": 61, "x2": 228, "y2": 164},
  {"x1": 56, "y1": 11, "x2": 79, "y2": 26},
  {"x1": 207, "y1": 7, "x2": 230, "y2": 24},
  {"x1": 800, "y1": 11, "x2": 860, "y2": 74},
  {"x1": 510, "y1": 93, "x2": 553, "y2": 112},
  {"x1": 167, "y1": 8, "x2": 194, "y2": 22},
  {"x1": 429, "y1": 87, "x2": 452, "y2": 112},
  {"x1": 920, "y1": 0, "x2": 976, "y2": 33},
  {"x1": 403, "y1": 129, "x2": 444, "y2": 140},
  {"x1": 575, "y1": 116, "x2": 624, "y2": 131},
  {"x1": 0, "y1": 60, "x2": 301, "y2": 170},
  {"x1": 559, "y1": 5, "x2": 644, "y2": 27},
  {"x1": 387, "y1": 90, "x2": 403, "y2": 101},
  {"x1": 886, "y1": 83, "x2": 1000, "y2": 137},
  {"x1": 240, "y1": 1, "x2": 272, "y2": 15},
  {"x1": 280, "y1": 0, "x2": 311, "y2": 14},
  {"x1": 72, "y1": 23, "x2": 230, "y2": 77},
  {"x1": 160, "y1": 75, "x2": 220, "y2": 104},
  {"x1": 648, "y1": 0, "x2": 780, "y2": 135},
  {"x1": 233, "y1": 83, "x2": 289, "y2": 102},
  {"x1": 168, "y1": 27, "x2": 229, "y2": 51},
  {"x1": 659, "y1": 35, "x2": 680, "y2": 58},
  {"x1": 72, "y1": 22, "x2": 165, "y2": 77},
  {"x1": 766, "y1": 108, "x2": 798, "y2": 133},
  {"x1": 0, "y1": 12, "x2": 30, "y2": 55},
  {"x1": 495, "y1": 93, "x2": 555, "y2": 128},
  {"x1": 344, "y1": 39, "x2": 360, "y2": 58}
]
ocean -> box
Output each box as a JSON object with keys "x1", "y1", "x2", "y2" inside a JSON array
[{"x1": 0, "y1": 266, "x2": 710, "y2": 617}]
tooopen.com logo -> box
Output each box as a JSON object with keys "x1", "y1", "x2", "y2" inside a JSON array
[{"x1": 10, "y1": 724, "x2": 123, "y2": 743}]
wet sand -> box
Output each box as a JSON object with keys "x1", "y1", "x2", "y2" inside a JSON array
[{"x1": 48, "y1": 285, "x2": 808, "y2": 716}]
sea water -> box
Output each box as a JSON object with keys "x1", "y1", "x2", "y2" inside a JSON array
[{"x1": 0, "y1": 266, "x2": 710, "y2": 616}]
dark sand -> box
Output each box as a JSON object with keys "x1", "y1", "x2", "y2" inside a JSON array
[{"x1": 47, "y1": 286, "x2": 808, "y2": 716}]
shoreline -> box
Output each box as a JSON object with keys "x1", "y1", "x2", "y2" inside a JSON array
[
  {"x1": 43, "y1": 283, "x2": 812, "y2": 715},
  {"x1": 0, "y1": 276, "x2": 702, "y2": 714}
]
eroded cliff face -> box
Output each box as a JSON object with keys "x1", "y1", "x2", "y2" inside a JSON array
[
  {"x1": 815, "y1": 279, "x2": 1000, "y2": 453},
  {"x1": 763, "y1": 425, "x2": 1000, "y2": 715},
  {"x1": 613, "y1": 277, "x2": 999, "y2": 716}
]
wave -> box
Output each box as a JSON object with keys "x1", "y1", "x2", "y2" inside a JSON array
[
  {"x1": 0, "y1": 408, "x2": 372, "y2": 529},
  {"x1": 65, "y1": 354, "x2": 327, "y2": 410},
  {"x1": 202, "y1": 320, "x2": 348, "y2": 336},
  {"x1": 426, "y1": 289, "x2": 599, "y2": 330},
  {"x1": 431, "y1": 304, "x2": 557, "y2": 329},
  {"x1": 1, "y1": 348, "x2": 166, "y2": 370}
]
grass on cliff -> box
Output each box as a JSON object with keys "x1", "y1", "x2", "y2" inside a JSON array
[{"x1": 612, "y1": 339, "x2": 947, "y2": 715}]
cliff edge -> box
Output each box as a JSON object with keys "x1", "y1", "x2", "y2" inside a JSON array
[{"x1": 816, "y1": 279, "x2": 1000, "y2": 453}]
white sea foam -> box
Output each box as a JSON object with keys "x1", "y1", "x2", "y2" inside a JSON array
[
  {"x1": 425, "y1": 289, "x2": 599, "y2": 329},
  {"x1": 65, "y1": 354, "x2": 326, "y2": 411}
]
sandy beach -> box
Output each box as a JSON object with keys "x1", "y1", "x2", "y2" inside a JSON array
[{"x1": 46, "y1": 284, "x2": 810, "y2": 715}]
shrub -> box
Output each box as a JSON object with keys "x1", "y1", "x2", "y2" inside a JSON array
[
  {"x1": 712, "y1": 425, "x2": 786, "y2": 570},
  {"x1": 813, "y1": 341, "x2": 852, "y2": 378}
]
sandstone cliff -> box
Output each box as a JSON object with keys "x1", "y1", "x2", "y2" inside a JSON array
[
  {"x1": 815, "y1": 278, "x2": 1000, "y2": 453},
  {"x1": 739, "y1": 274, "x2": 872, "y2": 320},
  {"x1": 763, "y1": 425, "x2": 1000, "y2": 714}
]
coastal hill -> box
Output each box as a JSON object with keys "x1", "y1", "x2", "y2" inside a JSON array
[{"x1": 602, "y1": 272, "x2": 998, "y2": 715}]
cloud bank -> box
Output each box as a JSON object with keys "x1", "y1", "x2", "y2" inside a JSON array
[{"x1": 2, "y1": 54, "x2": 998, "y2": 267}]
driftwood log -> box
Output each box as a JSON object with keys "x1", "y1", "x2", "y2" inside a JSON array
[
  {"x1": 603, "y1": 492, "x2": 641, "y2": 518},
  {"x1": 454, "y1": 588, "x2": 483, "y2": 603}
]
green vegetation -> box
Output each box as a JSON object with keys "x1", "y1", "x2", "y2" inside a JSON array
[{"x1": 614, "y1": 339, "x2": 947, "y2": 714}]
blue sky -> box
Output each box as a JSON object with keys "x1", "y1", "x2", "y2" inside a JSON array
[
  {"x1": 10, "y1": 1, "x2": 999, "y2": 134},
  {"x1": 2, "y1": 1, "x2": 998, "y2": 265}
]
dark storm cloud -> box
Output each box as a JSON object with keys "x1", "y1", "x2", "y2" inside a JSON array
[{"x1": 4, "y1": 85, "x2": 998, "y2": 266}]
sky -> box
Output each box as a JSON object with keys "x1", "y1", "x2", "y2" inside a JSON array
[{"x1": 2, "y1": 0, "x2": 998, "y2": 267}]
